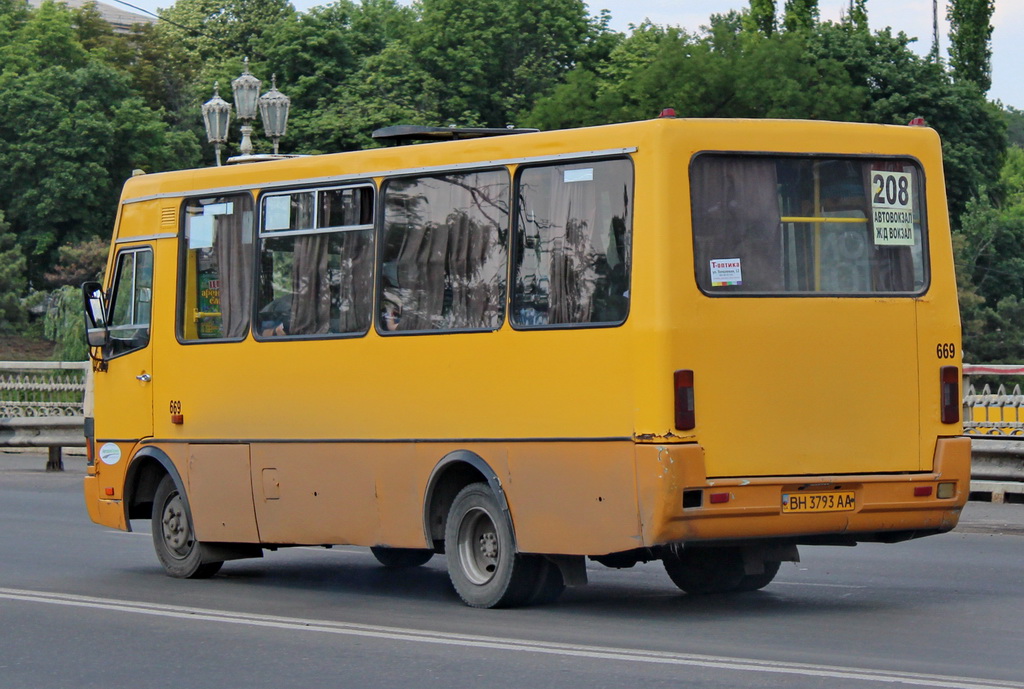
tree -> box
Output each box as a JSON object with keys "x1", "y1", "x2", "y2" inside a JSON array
[
  {"x1": 43, "y1": 237, "x2": 108, "y2": 287},
  {"x1": 744, "y1": 0, "x2": 777, "y2": 36},
  {"x1": 157, "y1": 0, "x2": 295, "y2": 69},
  {"x1": 527, "y1": 14, "x2": 863, "y2": 127},
  {"x1": 0, "y1": 61, "x2": 198, "y2": 284},
  {"x1": 782, "y1": 0, "x2": 818, "y2": 33},
  {"x1": 415, "y1": 0, "x2": 594, "y2": 126},
  {"x1": 947, "y1": 0, "x2": 995, "y2": 92},
  {"x1": 0, "y1": 211, "x2": 27, "y2": 333}
]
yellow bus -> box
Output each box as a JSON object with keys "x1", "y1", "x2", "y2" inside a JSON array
[{"x1": 82, "y1": 116, "x2": 970, "y2": 607}]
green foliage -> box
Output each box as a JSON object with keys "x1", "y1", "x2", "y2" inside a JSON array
[
  {"x1": 782, "y1": 0, "x2": 818, "y2": 33},
  {"x1": 0, "y1": 60, "x2": 199, "y2": 284},
  {"x1": 1004, "y1": 107, "x2": 1024, "y2": 148},
  {"x1": 955, "y1": 157, "x2": 1024, "y2": 362},
  {"x1": 947, "y1": 0, "x2": 995, "y2": 92},
  {"x1": 43, "y1": 285, "x2": 88, "y2": 361},
  {"x1": 158, "y1": 0, "x2": 295, "y2": 69},
  {"x1": 743, "y1": 0, "x2": 776, "y2": 36},
  {"x1": 43, "y1": 237, "x2": 108, "y2": 288},
  {"x1": 0, "y1": 212, "x2": 27, "y2": 333},
  {"x1": 414, "y1": 0, "x2": 594, "y2": 126}
]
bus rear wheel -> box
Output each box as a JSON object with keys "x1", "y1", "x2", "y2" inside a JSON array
[
  {"x1": 444, "y1": 483, "x2": 543, "y2": 608},
  {"x1": 370, "y1": 546, "x2": 434, "y2": 568},
  {"x1": 151, "y1": 475, "x2": 222, "y2": 579},
  {"x1": 734, "y1": 560, "x2": 782, "y2": 592},
  {"x1": 662, "y1": 546, "x2": 745, "y2": 594}
]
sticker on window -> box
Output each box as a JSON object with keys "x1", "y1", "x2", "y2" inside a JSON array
[
  {"x1": 203, "y1": 202, "x2": 233, "y2": 216},
  {"x1": 264, "y1": 195, "x2": 291, "y2": 231},
  {"x1": 188, "y1": 215, "x2": 214, "y2": 249},
  {"x1": 710, "y1": 258, "x2": 742, "y2": 287},
  {"x1": 871, "y1": 171, "x2": 914, "y2": 246},
  {"x1": 563, "y1": 168, "x2": 593, "y2": 183}
]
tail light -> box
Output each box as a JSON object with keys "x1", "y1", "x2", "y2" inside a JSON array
[
  {"x1": 674, "y1": 369, "x2": 695, "y2": 430},
  {"x1": 940, "y1": 366, "x2": 959, "y2": 424},
  {"x1": 84, "y1": 416, "x2": 95, "y2": 466}
]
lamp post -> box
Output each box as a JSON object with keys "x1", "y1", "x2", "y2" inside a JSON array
[
  {"x1": 200, "y1": 82, "x2": 231, "y2": 166},
  {"x1": 259, "y1": 75, "x2": 291, "y2": 155},
  {"x1": 231, "y1": 57, "x2": 261, "y2": 156},
  {"x1": 202, "y1": 58, "x2": 291, "y2": 164}
]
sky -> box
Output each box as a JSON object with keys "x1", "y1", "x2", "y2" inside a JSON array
[{"x1": 113, "y1": 0, "x2": 1023, "y2": 109}]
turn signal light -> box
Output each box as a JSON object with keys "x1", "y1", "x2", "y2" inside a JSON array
[
  {"x1": 937, "y1": 482, "x2": 956, "y2": 499},
  {"x1": 674, "y1": 369, "x2": 695, "y2": 430},
  {"x1": 940, "y1": 366, "x2": 959, "y2": 424},
  {"x1": 104, "y1": 487, "x2": 115, "y2": 496}
]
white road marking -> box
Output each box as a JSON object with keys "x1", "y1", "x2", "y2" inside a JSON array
[{"x1": 0, "y1": 587, "x2": 1019, "y2": 689}]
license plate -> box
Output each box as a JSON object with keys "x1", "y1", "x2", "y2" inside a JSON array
[{"x1": 782, "y1": 491, "x2": 855, "y2": 513}]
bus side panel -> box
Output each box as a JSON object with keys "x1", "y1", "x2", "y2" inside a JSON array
[
  {"x1": 187, "y1": 444, "x2": 260, "y2": 543},
  {"x1": 506, "y1": 441, "x2": 641, "y2": 556},
  {"x1": 249, "y1": 443, "x2": 382, "y2": 545}
]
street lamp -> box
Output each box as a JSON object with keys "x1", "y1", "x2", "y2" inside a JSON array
[
  {"x1": 259, "y1": 75, "x2": 291, "y2": 155},
  {"x1": 201, "y1": 58, "x2": 291, "y2": 165},
  {"x1": 200, "y1": 82, "x2": 231, "y2": 166},
  {"x1": 231, "y1": 57, "x2": 261, "y2": 156}
]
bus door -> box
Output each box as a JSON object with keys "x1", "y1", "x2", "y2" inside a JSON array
[{"x1": 93, "y1": 245, "x2": 155, "y2": 444}]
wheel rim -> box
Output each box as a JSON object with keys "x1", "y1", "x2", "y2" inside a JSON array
[
  {"x1": 160, "y1": 491, "x2": 193, "y2": 559},
  {"x1": 456, "y1": 506, "x2": 500, "y2": 585}
]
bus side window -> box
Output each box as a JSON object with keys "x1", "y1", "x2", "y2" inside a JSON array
[
  {"x1": 106, "y1": 247, "x2": 153, "y2": 358},
  {"x1": 379, "y1": 170, "x2": 509, "y2": 333},
  {"x1": 256, "y1": 185, "x2": 375, "y2": 338},
  {"x1": 179, "y1": 194, "x2": 255, "y2": 341},
  {"x1": 512, "y1": 158, "x2": 633, "y2": 327}
]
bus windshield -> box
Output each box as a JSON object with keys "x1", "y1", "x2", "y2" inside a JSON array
[{"x1": 691, "y1": 155, "x2": 927, "y2": 295}]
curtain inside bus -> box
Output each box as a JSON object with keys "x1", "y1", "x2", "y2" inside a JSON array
[{"x1": 380, "y1": 171, "x2": 509, "y2": 332}]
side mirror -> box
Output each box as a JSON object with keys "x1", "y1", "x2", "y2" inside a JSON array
[{"x1": 82, "y1": 281, "x2": 110, "y2": 349}]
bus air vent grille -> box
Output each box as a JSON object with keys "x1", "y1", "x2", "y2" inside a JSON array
[{"x1": 161, "y1": 207, "x2": 176, "y2": 227}]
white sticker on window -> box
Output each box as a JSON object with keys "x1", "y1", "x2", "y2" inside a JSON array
[
  {"x1": 564, "y1": 168, "x2": 594, "y2": 183},
  {"x1": 264, "y1": 196, "x2": 291, "y2": 231},
  {"x1": 871, "y1": 171, "x2": 914, "y2": 246},
  {"x1": 203, "y1": 202, "x2": 233, "y2": 216},
  {"x1": 710, "y1": 258, "x2": 742, "y2": 287},
  {"x1": 189, "y1": 215, "x2": 214, "y2": 249}
]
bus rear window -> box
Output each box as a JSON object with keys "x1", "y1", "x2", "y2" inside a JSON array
[{"x1": 691, "y1": 155, "x2": 927, "y2": 295}]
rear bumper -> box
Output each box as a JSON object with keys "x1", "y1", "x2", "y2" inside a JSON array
[{"x1": 635, "y1": 436, "x2": 971, "y2": 547}]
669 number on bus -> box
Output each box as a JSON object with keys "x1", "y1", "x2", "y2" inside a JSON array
[{"x1": 936, "y1": 343, "x2": 956, "y2": 359}]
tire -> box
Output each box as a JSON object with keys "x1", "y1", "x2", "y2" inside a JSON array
[
  {"x1": 734, "y1": 560, "x2": 782, "y2": 592},
  {"x1": 662, "y1": 546, "x2": 745, "y2": 594},
  {"x1": 151, "y1": 475, "x2": 222, "y2": 579},
  {"x1": 370, "y1": 546, "x2": 434, "y2": 569},
  {"x1": 444, "y1": 483, "x2": 543, "y2": 608}
]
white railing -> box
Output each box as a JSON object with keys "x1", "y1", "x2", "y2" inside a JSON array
[
  {"x1": 0, "y1": 361, "x2": 89, "y2": 470},
  {"x1": 962, "y1": 364, "x2": 1024, "y2": 437}
]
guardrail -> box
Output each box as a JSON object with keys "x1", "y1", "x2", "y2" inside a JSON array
[
  {"x1": 962, "y1": 364, "x2": 1024, "y2": 502},
  {"x1": 2, "y1": 360, "x2": 1024, "y2": 495},
  {"x1": 0, "y1": 361, "x2": 88, "y2": 471}
]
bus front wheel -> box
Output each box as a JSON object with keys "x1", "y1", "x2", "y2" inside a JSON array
[
  {"x1": 444, "y1": 483, "x2": 542, "y2": 608},
  {"x1": 151, "y1": 475, "x2": 223, "y2": 579}
]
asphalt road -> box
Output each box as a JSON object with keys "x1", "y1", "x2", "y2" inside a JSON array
[{"x1": 2, "y1": 452, "x2": 1023, "y2": 689}]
